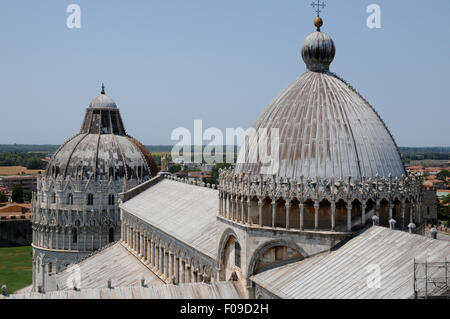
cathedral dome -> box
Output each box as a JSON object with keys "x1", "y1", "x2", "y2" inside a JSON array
[
  {"x1": 235, "y1": 21, "x2": 405, "y2": 180},
  {"x1": 45, "y1": 87, "x2": 158, "y2": 181}
]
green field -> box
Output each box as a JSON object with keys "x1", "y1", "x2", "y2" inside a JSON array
[{"x1": 0, "y1": 246, "x2": 32, "y2": 293}]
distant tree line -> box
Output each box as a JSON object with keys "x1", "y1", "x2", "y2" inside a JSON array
[
  {"x1": 399, "y1": 147, "x2": 450, "y2": 164},
  {"x1": 0, "y1": 144, "x2": 59, "y2": 153},
  {"x1": 0, "y1": 152, "x2": 47, "y2": 169},
  {"x1": 0, "y1": 145, "x2": 449, "y2": 169}
]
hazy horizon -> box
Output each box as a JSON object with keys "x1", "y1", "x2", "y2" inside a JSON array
[{"x1": 1, "y1": 0, "x2": 449, "y2": 147}]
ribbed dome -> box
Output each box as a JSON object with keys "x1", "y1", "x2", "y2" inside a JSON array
[
  {"x1": 45, "y1": 89, "x2": 159, "y2": 181},
  {"x1": 235, "y1": 29, "x2": 405, "y2": 180},
  {"x1": 45, "y1": 134, "x2": 158, "y2": 180}
]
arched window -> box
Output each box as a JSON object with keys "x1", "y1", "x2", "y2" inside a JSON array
[
  {"x1": 109, "y1": 228, "x2": 114, "y2": 243},
  {"x1": 87, "y1": 194, "x2": 94, "y2": 206},
  {"x1": 235, "y1": 242, "x2": 241, "y2": 268},
  {"x1": 51, "y1": 192, "x2": 56, "y2": 204},
  {"x1": 72, "y1": 228, "x2": 78, "y2": 243},
  {"x1": 48, "y1": 263, "x2": 52, "y2": 274},
  {"x1": 67, "y1": 194, "x2": 73, "y2": 205}
]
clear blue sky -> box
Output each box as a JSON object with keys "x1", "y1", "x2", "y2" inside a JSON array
[{"x1": 1, "y1": 0, "x2": 449, "y2": 147}]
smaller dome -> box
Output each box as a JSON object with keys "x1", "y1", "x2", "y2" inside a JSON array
[
  {"x1": 89, "y1": 94, "x2": 117, "y2": 109},
  {"x1": 301, "y1": 31, "x2": 335, "y2": 72}
]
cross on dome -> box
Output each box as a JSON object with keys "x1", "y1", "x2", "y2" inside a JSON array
[{"x1": 311, "y1": 0, "x2": 326, "y2": 17}]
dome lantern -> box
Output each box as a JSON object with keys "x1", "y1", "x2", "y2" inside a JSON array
[{"x1": 301, "y1": 17, "x2": 335, "y2": 72}]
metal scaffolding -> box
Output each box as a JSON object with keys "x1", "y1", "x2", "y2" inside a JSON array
[{"x1": 414, "y1": 258, "x2": 450, "y2": 299}]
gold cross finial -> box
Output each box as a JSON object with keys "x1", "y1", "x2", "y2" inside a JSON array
[{"x1": 311, "y1": 0, "x2": 326, "y2": 17}]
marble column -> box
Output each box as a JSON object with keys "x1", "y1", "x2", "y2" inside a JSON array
[
  {"x1": 401, "y1": 201, "x2": 406, "y2": 229},
  {"x1": 155, "y1": 244, "x2": 160, "y2": 271},
  {"x1": 285, "y1": 202, "x2": 291, "y2": 229},
  {"x1": 299, "y1": 203, "x2": 304, "y2": 230},
  {"x1": 151, "y1": 241, "x2": 155, "y2": 267},
  {"x1": 240, "y1": 198, "x2": 245, "y2": 223},
  {"x1": 258, "y1": 199, "x2": 263, "y2": 227},
  {"x1": 174, "y1": 256, "x2": 179, "y2": 284},
  {"x1": 68, "y1": 229, "x2": 72, "y2": 251},
  {"x1": 362, "y1": 201, "x2": 367, "y2": 225},
  {"x1": 147, "y1": 238, "x2": 151, "y2": 263},
  {"x1": 225, "y1": 194, "x2": 229, "y2": 219},
  {"x1": 247, "y1": 199, "x2": 252, "y2": 225},
  {"x1": 159, "y1": 246, "x2": 164, "y2": 276},
  {"x1": 331, "y1": 201, "x2": 336, "y2": 231},
  {"x1": 314, "y1": 201, "x2": 320, "y2": 230},
  {"x1": 232, "y1": 197, "x2": 236, "y2": 221},
  {"x1": 170, "y1": 253, "x2": 175, "y2": 280},
  {"x1": 180, "y1": 259, "x2": 185, "y2": 283},
  {"x1": 271, "y1": 200, "x2": 276, "y2": 228}
]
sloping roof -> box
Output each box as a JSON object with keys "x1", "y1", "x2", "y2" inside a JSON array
[
  {"x1": 1, "y1": 282, "x2": 242, "y2": 299},
  {"x1": 120, "y1": 179, "x2": 218, "y2": 259},
  {"x1": 0, "y1": 203, "x2": 30, "y2": 213},
  {"x1": 250, "y1": 226, "x2": 450, "y2": 299},
  {"x1": 54, "y1": 242, "x2": 164, "y2": 290}
]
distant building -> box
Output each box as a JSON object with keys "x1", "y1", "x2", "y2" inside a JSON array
[
  {"x1": 0, "y1": 203, "x2": 32, "y2": 220},
  {"x1": 0, "y1": 202, "x2": 32, "y2": 247},
  {"x1": 0, "y1": 175, "x2": 37, "y2": 191},
  {"x1": 437, "y1": 190, "x2": 450, "y2": 197},
  {"x1": 423, "y1": 190, "x2": 438, "y2": 224},
  {"x1": 187, "y1": 171, "x2": 212, "y2": 182}
]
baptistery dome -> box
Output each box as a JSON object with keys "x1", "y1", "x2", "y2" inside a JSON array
[
  {"x1": 45, "y1": 88, "x2": 158, "y2": 182},
  {"x1": 235, "y1": 21, "x2": 404, "y2": 180}
]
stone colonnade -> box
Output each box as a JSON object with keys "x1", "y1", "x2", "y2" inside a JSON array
[
  {"x1": 121, "y1": 212, "x2": 216, "y2": 284},
  {"x1": 218, "y1": 169, "x2": 423, "y2": 232}
]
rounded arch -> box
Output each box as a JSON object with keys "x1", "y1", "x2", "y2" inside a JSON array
[
  {"x1": 217, "y1": 228, "x2": 240, "y2": 267},
  {"x1": 247, "y1": 239, "x2": 307, "y2": 278},
  {"x1": 217, "y1": 228, "x2": 242, "y2": 281}
]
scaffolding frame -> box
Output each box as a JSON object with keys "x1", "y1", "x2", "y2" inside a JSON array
[{"x1": 414, "y1": 258, "x2": 450, "y2": 299}]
